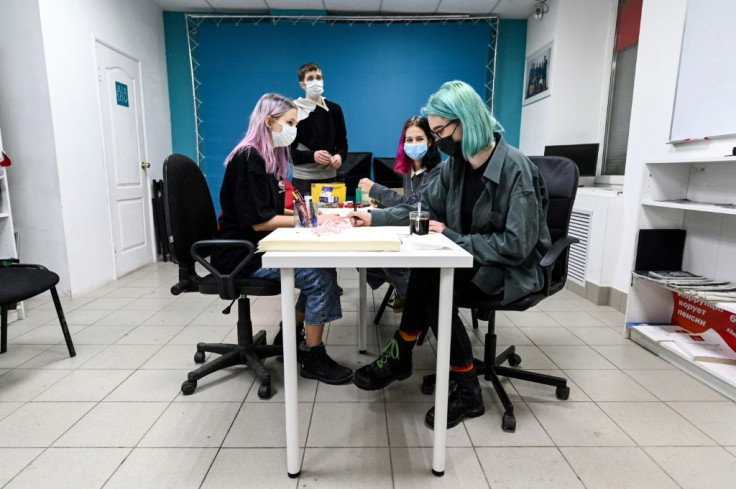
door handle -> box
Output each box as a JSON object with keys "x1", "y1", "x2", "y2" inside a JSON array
[{"x1": 141, "y1": 161, "x2": 151, "y2": 169}]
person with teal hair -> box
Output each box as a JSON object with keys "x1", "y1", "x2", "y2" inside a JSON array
[{"x1": 348, "y1": 81, "x2": 552, "y2": 429}]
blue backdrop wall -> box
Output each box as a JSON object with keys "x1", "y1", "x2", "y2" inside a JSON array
[{"x1": 163, "y1": 13, "x2": 526, "y2": 211}]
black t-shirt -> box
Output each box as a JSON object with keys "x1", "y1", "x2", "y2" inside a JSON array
[
  {"x1": 211, "y1": 146, "x2": 286, "y2": 274},
  {"x1": 461, "y1": 155, "x2": 491, "y2": 234}
]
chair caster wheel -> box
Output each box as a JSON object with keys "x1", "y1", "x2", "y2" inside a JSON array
[
  {"x1": 258, "y1": 383, "x2": 272, "y2": 399},
  {"x1": 556, "y1": 385, "x2": 570, "y2": 400},
  {"x1": 502, "y1": 413, "x2": 516, "y2": 432},
  {"x1": 194, "y1": 351, "x2": 205, "y2": 364},
  {"x1": 508, "y1": 353, "x2": 522, "y2": 367},
  {"x1": 421, "y1": 377, "x2": 435, "y2": 395},
  {"x1": 181, "y1": 380, "x2": 197, "y2": 395}
]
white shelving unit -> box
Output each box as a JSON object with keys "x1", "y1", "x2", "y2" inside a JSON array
[
  {"x1": 0, "y1": 166, "x2": 24, "y2": 322},
  {"x1": 626, "y1": 155, "x2": 736, "y2": 400}
]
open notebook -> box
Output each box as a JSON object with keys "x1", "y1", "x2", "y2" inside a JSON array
[{"x1": 257, "y1": 227, "x2": 401, "y2": 252}]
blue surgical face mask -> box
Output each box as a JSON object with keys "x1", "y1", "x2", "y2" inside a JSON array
[{"x1": 403, "y1": 142, "x2": 428, "y2": 161}]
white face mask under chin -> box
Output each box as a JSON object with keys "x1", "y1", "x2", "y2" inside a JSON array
[
  {"x1": 305, "y1": 80, "x2": 324, "y2": 98},
  {"x1": 271, "y1": 121, "x2": 297, "y2": 148}
]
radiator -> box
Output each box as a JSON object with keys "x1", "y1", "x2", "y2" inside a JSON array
[{"x1": 567, "y1": 209, "x2": 592, "y2": 286}]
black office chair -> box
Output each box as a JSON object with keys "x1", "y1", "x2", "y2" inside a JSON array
[
  {"x1": 163, "y1": 154, "x2": 281, "y2": 399},
  {"x1": 0, "y1": 260, "x2": 75, "y2": 357},
  {"x1": 422, "y1": 156, "x2": 579, "y2": 432},
  {"x1": 373, "y1": 157, "x2": 403, "y2": 188},
  {"x1": 338, "y1": 152, "x2": 372, "y2": 200}
]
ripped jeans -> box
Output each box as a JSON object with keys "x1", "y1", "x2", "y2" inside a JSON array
[{"x1": 248, "y1": 267, "x2": 342, "y2": 326}]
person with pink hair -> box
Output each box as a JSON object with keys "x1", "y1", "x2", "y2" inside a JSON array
[
  {"x1": 358, "y1": 116, "x2": 444, "y2": 309},
  {"x1": 211, "y1": 93, "x2": 353, "y2": 385}
]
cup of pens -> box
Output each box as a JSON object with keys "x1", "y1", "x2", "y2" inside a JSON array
[{"x1": 293, "y1": 192, "x2": 317, "y2": 228}]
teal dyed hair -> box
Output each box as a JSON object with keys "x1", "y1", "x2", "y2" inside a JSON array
[{"x1": 421, "y1": 80, "x2": 501, "y2": 159}]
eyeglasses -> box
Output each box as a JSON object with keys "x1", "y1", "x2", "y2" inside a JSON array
[{"x1": 430, "y1": 120, "x2": 457, "y2": 140}]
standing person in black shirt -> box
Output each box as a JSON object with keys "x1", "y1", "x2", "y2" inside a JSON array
[
  {"x1": 290, "y1": 62, "x2": 348, "y2": 197},
  {"x1": 211, "y1": 93, "x2": 353, "y2": 385}
]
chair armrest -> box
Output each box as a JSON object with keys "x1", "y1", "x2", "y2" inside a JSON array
[
  {"x1": 540, "y1": 236, "x2": 579, "y2": 268},
  {"x1": 4, "y1": 261, "x2": 50, "y2": 271},
  {"x1": 190, "y1": 239, "x2": 257, "y2": 300}
]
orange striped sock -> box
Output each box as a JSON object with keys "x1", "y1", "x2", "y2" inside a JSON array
[
  {"x1": 398, "y1": 330, "x2": 419, "y2": 342},
  {"x1": 451, "y1": 362, "x2": 474, "y2": 373}
]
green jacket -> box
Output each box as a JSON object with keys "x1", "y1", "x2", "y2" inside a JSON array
[{"x1": 371, "y1": 133, "x2": 551, "y2": 304}]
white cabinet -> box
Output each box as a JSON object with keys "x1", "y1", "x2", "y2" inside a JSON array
[
  {"x1": 626, "y1": 155, "x2": 736, "y2": 400},
  {"x1": 0, "y1": 166, "x2": 24, "y2": 322}
]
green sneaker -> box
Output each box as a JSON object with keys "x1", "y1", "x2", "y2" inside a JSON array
[{"x1": 353, "y1": 331, "x2": 413, "y2": 390}]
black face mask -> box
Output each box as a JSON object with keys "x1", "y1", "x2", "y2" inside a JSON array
[
  {"x1": 436, "y1": 136, "x2": 460, "y2": 156},
  {"x1": 435, "y1": 122, "x2": 460, "y2": 156}
]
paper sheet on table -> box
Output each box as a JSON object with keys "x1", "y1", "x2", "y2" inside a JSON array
[{"x1": 403, "y1": 233, "x2": 449, "y2": 250}]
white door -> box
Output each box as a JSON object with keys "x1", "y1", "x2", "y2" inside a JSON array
[{"x1": 95, "y1": 41, "x2": 154, "y2": 277}]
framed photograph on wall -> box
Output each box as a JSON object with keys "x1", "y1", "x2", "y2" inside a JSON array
[{"x1": 523, "y1": 42, "x2": 553, "y2": 105}]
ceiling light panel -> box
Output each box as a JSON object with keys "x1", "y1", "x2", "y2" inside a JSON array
[
  {"x1": 381, "y1": 0, "x2": 440, "y2": 14},
  {"x1": 323, "y1": 0, "x2": 381, "y2": 13}
]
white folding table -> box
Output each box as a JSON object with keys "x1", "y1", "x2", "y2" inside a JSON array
[{"x1": 262, "y1": 227, "x2": 473, "y2": 477}]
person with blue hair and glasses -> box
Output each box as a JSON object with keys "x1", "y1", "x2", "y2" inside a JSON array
[{"x1": 348, "y1": 81, "x2": 551, "y2": 429}]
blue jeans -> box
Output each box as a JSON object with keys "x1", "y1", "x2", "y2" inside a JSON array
[{"x1": 248, "y1": 267, "x2": 342, "y2": 326}]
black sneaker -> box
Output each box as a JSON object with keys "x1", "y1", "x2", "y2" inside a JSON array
[
  {"x1": 353, "y1": 331, "x2": 413, "y2": 391},
  {"x1": 273, "y1": 321, "x2": 305, "y2": 346},
  {"x1": 337, "y1": 285, "x2": 344, "y2": 296},
  {"x1": 425, "y1": 370, "x2": 485, "y2": 429},
  {"x1": 299, "y1": 343, "x2": 353, "y2": 385}
]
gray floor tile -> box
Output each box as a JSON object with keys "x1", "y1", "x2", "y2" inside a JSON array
[
  {"x1": 0, "y1": 448, "x2": 43, "y2": 486},
  {"x1": 564, "y1": 369, "x2": 657, "y2": 401},
  {"x1": 54, "y1": 401, "x2": 168, "y2": 447},
  {"x1": 139, "y1": 402, "x2": 240, "y2": 447},
  {"x1": 392, "y1": 447, "x2": 489, "y2": 489},
  {"x1": 307, "y1": 402, "x2": 388, "y2": 447},
  {"x1": 464, "y1": 400, "x2": 554, "y2": 447},
  {"x1": 4, "y1": 447, "x2": 129, "y2": 489},
  {"x1": 200, "y1": 448, "x2": 299, "y2": 489},
  {"x1": 527, "y1": 401, "x2": 635, "y2": 446},
  {"x1": 103, "y1": 447, "x2": 217, "y2": 489},
  {"x1": 666, "y1": 401, "x2": 736, "y2": 445},
  {"x1": 385, "y1": 402, "x2": 472, "y2": 447},
  {"x1": 222, "y1": 402, "x2": 312, "y2": 448},
  {"x1": 0, "y1": 369, "x2": 70, "y2": 401},
  {"x1": 598, "y1": 401, "x2": 716, "y2": 446},
  {"x1": 624, "y1": 369, "x2": 727, "y2": 401},
  {"x1": 644, "y1": 446, "x2": 736, "y2": 489},
  {"x1": 477, "y1": 447, "x2": 584, "y2": 489},
  {"x1": 561, "y1": 447, "x2": 680, "y2": 489},
  {"x1": 300, "y1": 447, "x2": 393, "y2": 489},
  {"x1": 0, "y1": 402, "x2": 95, "y2": 447},
  {"x1": 33, "y1": 369, "x2": 132, "y2": 401}
]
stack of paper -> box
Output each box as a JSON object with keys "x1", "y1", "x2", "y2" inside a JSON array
[
  {"x1": 671, "y1": 329, "x2": 736, "y2": 365},
  {"x1": 258, "y1": 227, "x2": 401, "y2": 252},
  {"x1": 632, "y1": 324, "x2": 691, "y2": 343}
]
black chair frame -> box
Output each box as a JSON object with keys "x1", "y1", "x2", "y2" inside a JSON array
[
  {"x1": 420, "y1": 156, "x2": 579, "y2": 432},
  {"x1": 163, "y1": 154, "x2": 282, "y2": 399},
  {"x1": 0, "y1": 260, "x2": 75, "y2": 357}
]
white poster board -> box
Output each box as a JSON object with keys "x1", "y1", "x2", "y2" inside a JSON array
[{"x1": 669, "y1": 0, "x2": 736, "y2": 142}]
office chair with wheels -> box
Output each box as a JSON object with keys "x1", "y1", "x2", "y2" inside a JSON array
[
  {"x1": 421, "y1": 156, "x2": 579, "y2": 432},
  {"x1": 163, "y1": 154, "x2": 282, "y2": 399},
  {"x1": 0, "y1": 260, "x2": 76, "y2": 357}
]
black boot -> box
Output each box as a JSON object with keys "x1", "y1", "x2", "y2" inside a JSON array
[
  {"x1": 299, "y1": 342, "x2": 353, "y2": 385},
  {"x1": 273, "y1": 321, "x2": 305, "y2": 346},
  {"x1": 353, "y1": 331, "x2": 413, "y2": 391},
  {"x1": 425, "y1": 369, "x2": 484, "y2": 429}
]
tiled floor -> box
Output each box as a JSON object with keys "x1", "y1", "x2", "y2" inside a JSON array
[{"x1": 1, "y1": 262, "x2": 735, "y2": 488}]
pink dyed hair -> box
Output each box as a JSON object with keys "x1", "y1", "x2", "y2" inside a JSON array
[
  {"x1": 225, "y1": 93, "x2": 296, "y2": 180},
  {"x1": 393, "y1": 116, "x2": 439, "y2": 175}
]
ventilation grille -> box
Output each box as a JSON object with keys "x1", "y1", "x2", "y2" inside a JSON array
[{"x1": 567, "y1": 209, "x2": 593, "y2": 286}]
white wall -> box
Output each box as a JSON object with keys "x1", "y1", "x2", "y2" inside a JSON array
[
  {"x1": 616, "y1": 0, "x2": 736, "y2": 291},
  {"x1": 0, "y1": 0, "x2": 71, "y2": 286},
  {"x1": 519, "y1": 0, "x2": 625, "y2": 292},
  {"x1": 519, "y1": 0, "x2": 616, "y2": 155},
  {"x1": 36, "y1": 0, "x2": 171, "y2": 295},
  {"x1": 0, "y1": 0, "x2": 171, "y2": 296}
]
